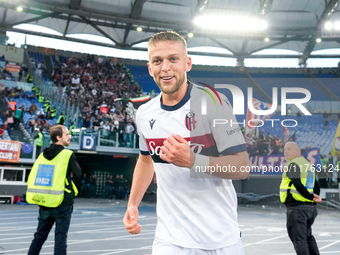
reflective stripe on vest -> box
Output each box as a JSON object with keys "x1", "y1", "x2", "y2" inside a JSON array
[
  {"x1": 26, "y1": 188, "x2": 64, "y2": 195},
  {"x1": 279, "y1": 156, "x2": 315, "y2": 203},
  {"x1": 26, "y1": 149, "x2": 73, "y2": 207}
]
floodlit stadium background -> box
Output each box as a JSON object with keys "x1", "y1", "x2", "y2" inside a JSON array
[{"x1": 0, "y1": 1, "x2": 340, "y2": 254}]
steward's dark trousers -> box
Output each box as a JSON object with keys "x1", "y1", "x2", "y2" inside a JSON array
[
  {"x1": 28, "y1": 205, "x2": 73, "y2": 255},
  {"x1": 286, "y1": 204, "x2": 319, "y2": 255}
]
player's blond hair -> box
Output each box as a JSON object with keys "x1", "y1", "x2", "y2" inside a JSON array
[{"x1": 148, "y1": 31, "x2": 187, "y2": 51}]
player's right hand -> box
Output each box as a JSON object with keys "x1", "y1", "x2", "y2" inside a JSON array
[{"x1": 123, "y1": 206, "x2": 142, "y2": 234}]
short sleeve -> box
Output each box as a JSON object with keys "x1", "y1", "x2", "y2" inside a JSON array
[
  {"x1": 210, "y1": 93, "x2": 246, "y2": 155},
  {"x1": 135, "y1": 107, "x2": 149, "y2": 155}
]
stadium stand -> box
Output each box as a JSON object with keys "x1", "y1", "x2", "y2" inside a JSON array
[
  {"x1": 127, "y1": 65, "x2": 158, "y2": 93},
  {"x1": 1, "y1": 43, "x2": 340, "y2": 199},
  {"x1": 250, "y1": 113, "x2": 339, "y2": 157},
  {"x1": 249, "y1": 73, "x2": 332, "y2": 100}
]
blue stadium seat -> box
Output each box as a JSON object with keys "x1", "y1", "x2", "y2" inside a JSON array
[
  {"x1": 249, "y1": 73, "x2": 331, "y2": 100},
  {"x1": 127, "y1": 65, "x2": 159, "y2": 93}
]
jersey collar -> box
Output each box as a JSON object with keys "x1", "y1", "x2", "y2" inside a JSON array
[{"x1": 160, "y1": 81, "x2": 192, "y2": 111}]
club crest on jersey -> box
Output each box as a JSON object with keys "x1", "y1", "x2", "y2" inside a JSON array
[{"x1": 185, "y1": 112, "x2": 197, "y2": 131}]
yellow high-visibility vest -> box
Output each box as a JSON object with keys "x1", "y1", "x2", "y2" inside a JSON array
[
  {"x1": 280, "y1": 156, "x2": 315, "y2": 203},
  {"x1": 26, "y1": 149, "x2": 77, "y2": 207},
  {"x1": 36, "y1": 133, "x2": 43, "y2": 147},
  {"x1": 58, "y1": 115, "x2": 65, "y2": 124},
  {"x1": 50, "y1": 108, "x2": 57, "y2": 118}
]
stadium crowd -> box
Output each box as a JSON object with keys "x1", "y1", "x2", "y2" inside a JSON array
[
  {"x1": 0, "y1": 54, "x2": 146, "y2": 149},
  {"x1": 49, "y1": 55, "x2": 143, "y2": 146}
]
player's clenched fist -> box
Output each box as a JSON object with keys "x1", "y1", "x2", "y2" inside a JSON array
[
  {"x1": 160, "y1": 134, "x2": 192, "y2": 168},
  {"x1": 123, "y1": 206, "x2": 142, "y2": 234}
]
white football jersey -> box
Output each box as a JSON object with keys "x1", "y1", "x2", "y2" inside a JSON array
[{"x1": 136, "y1": 82, "x2": 246, "y2": 249}]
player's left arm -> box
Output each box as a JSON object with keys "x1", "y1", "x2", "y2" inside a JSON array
[{"x1": 160, "y1": 134, "x2": 250, "y2": 179}]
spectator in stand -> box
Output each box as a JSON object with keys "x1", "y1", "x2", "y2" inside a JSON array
[
  {"x1": 82, "y1": 115, "x2": 91, "y2": 129},
  {"x1": 18, "y1": 64, "x2": 28, "y2": 82},
  {"x1": 58, "y1": 113, "x2": 65, "y2": 125},
  {"x1": 69, "y1": 122, "x2": 76, "y2": 136},
  {"x1": 0, "y1": 127, "x2": 6, "y2": 139},
  {"x1": 38, "y1": 94, "x2": 45, "y2": 103},
  {"x1": 273, "y1": 135, "x2": 282, "y2": 154},
  {"x1": 247, "y1": 141, "x2": 258, "y2": 156},
  {"x1": 37, "y1": 108, "x2": 45, "y2": 119},
  {"x1": 124, "y1": 121, "x2": 135, "y2": 148},
  {"x1": 8, "y1": 98, "x2": 16, "y2": 112},
  {"x1": 35, "y1": 128, "x2": 43, "y2": 158},
  {"x1": 45, "y1": 102, "x2": 52, "y2": 119},
  {"x1": 27, "y1": 74, "x2": 34, "y2": 83},
  {"x1": 5, "y1": 107, "x2": 14, "y2": 136},
  {"x1": 111, "y1": 120, "x2": 122, "y2": 145},
  {"x1": 29, "y1": 102, "x2": 37, "y2": 115},
  {"x1": 2, "y1": 121, "x2": 8, "y2": 134},
  {"x1": 52, "y1": 56, "x2": 145, "y2": 137},
  {"x1": 14, "y1": 105, "x2": 24, "y2": 129},
  {"x1": 29, "y1": 93, "x2": 36, "y2": 101},
  {"x1": 101, "y1": 120, "x2": 111, "y2": 138},
  {"x1": 50, "y1": 106, "x2": 57, "y2": 119},
  {"x1": 109, "y1": 104, "x2": 116, "y2": 113},
  {"x1": 71, "y1": 74, "x2": 80, "y2": 86}
]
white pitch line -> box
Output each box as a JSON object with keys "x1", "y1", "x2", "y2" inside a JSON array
[
  {"x1": 243, "y1": 234, "x2": 288, "y2": 247},
  {"x1": 0, "y1": 226, "x2": 36, "y2": 233},
  {"x1": 317, "y1": 252, "x2": 340, "y2": 254},
  {"x1": 97, "y1": 245, "x2": 152, "y2": 255},
  {"x1": 273, "y1": 251, "x2": 340, "y2": 255},
  {"x1": 319, "y1": 240, "x2": 340, "y2": 251},
  {"x1": 1, "y1": 231, "x2": 155, "y2": 253},
  {"x1": 0, "y1": 234, "x2": 35, "y2": 241},
  {"x1": 0, "y1": 212, "x2": 156, "y2": 225}
]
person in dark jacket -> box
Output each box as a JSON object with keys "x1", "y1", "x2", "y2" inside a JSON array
[{"x1": 27, "y1": 125, "x2": 82, "y2": 255}]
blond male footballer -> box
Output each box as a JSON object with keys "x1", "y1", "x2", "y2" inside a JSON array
[{"x1": 123, "y1": 31, "x2": 250, "y2": 255}]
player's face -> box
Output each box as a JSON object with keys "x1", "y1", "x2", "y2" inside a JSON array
[
  {"x1": 61, "y1": 127, "x2": 71, "y2": 146},
  {"x1": 148, "y1": 40, "x2": 192, "y2": 95}
]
